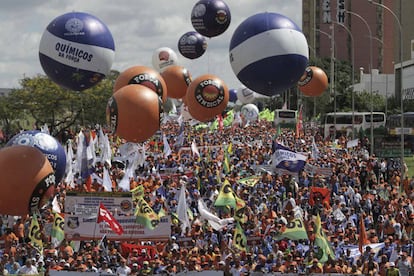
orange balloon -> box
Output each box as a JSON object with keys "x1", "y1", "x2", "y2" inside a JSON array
[
  {"x1": 107, "y1": 84, "x2": 162, "y2": 143},
  {"x1": 0, "y1": 145, "x2": 55, "y2": 216},
  {"x1": 186, "y1": 74, "x2": 229, "y2": 122},
  {"x1": 298, "y1": 66, "x2": 329, "y2": 97},
  {"x1": 160, "y1": 65, "x2": 192, "y2": 99},
  {"x1": 113, "y1": 65, "x2": 167, "y2": 102}
]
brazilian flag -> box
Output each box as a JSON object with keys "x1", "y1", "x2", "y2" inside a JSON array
[{"x1": 314, "y1": 213, "x2": 335, "y2": 263}]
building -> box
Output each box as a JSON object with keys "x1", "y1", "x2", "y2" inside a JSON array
[{"x1": 302, "y1": 0, "x2": 414, "y2": 100}]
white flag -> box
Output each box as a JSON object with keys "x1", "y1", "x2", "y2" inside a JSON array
[
  {"x1": 40, "y1": 123, "x2": 50, "y2": 134},
  {"x1": 191, "y1": 140, "x2": 200, "y2": 157},
  {"x1": 197, "y1": 199, "x2": 234, "y2": 231},
  {"x1": 102, "y1": 167, "x2": 113, "y2": 192},
  {"x1": 311, "y1": 137, "x2": 320, "y2": 160},
  {"x1": 52, "y1": 195, "x2": 61, "y2": 214},
  {"x1": 347, "y1": 138, "x2": 359, "y2": 148},
  {"x1": 163, "y1": 134, "x2": 172, "y2": 158},
  {"x1": 65, "y1": 140, "x2": 75, "y2": 188},
  {"x1": 177, "y1": 183, "x2": 191, "y2": 235}
]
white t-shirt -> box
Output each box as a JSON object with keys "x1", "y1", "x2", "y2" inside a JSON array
[
  {"x1": 116, "y1": 265, "x2": 131, "y2": 276},
  {"x1": 17, "y1": 265, "x2": 38, "y2": 275}
]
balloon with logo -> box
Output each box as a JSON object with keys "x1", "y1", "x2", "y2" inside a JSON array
[
  {"x1": 298, "y1": 66, "x2": 329, "y2": 97},
  {"x1": 0, "y1": 145, "x2": 56, "y2": 216},
  {"x1": 237, "y1": 86, "x2": 255, "y2": 104},
  {"x1": 6, "y1": 130, "x2": 67, "y2": 185},
  {"x1": 39, "y1": 12, "x2": 115, "y2": 91},
  {"x1": 107, "y1": 84, "x2": 162, "y2": 143},
  {"x1": 191, "y1": 0, "x2": 231, "y2": 38},
  {"x1": 241, "y1": 103, "x2": 259, "y2": 122},
  {"x1": 160, "y1": 65, "x2": 192, "y2": 99},
  {"x1": 152, "y1": 47, "x2": 179, "y2": 73},
  {"x1": 186, "y1": 74, "x2": 229, "y2": 122},
  {"x1": 228, "y1": 88, "x2": 237, "y2": 103},
  {"x1": 113, "y1": 65, "x2": 167, "y2": 103},
  {"x1": 178, "y1": 31, "x2": 208, "y2": 59},
  {"x1": 229, "y1": 12, "x2": 308, "y2": 96}
]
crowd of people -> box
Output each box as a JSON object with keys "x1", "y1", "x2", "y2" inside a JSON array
[{"x1": 0, "y1": 118, "x2": 414, "y2": 275}]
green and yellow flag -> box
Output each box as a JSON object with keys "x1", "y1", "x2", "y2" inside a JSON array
[
  {"x1": 238, "y1": 175, "x2": 261, "y2": 187},
  {"x1": 233, "y1": 222, "x2": 247, "y2": 251},
  {"x1": 214, "y1": 179, "x2": 236, "y2": 208},
  {"x1": 131, "y1": 185, "x2": 145, "y2": 203},
  {"x1": 223, "y1": 110, "x2": 235, "y2": 127},
  {"x1": 51, "y1": 212, "x2": 65, "y2": 248},
  {"x1": 28, "y1": 213, "x2": 43, "y2": 253},
  {"x1": 275, "y1": 218, "x2": 308, "y2": 241},
  {"x1": 234, "y1": 194, "x2": 247, "y2": 223},
  {"x1": 134, "y1": 197, "x2": 160, "y2": 230},
  {"x1": 314, "y1": 213, "x2": 335, "y2": 263}
]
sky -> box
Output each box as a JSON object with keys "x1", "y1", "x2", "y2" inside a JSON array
[{"x1": 0, "y1": 0, "x2": 302, "y2": 90}]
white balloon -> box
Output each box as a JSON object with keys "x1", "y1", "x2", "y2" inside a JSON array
[
  {"x1": 152, "y1": 47, "x2": 179, "y2": 72},
  {"x1": 241, "y1": 103, "x2": 259, "y2": 122},
  {"x1": 237, "y1": 86, "x2": 256, "y2": 104}
]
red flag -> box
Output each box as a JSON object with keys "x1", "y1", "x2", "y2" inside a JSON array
[
  {"x1": 296, "y1": 104, "x2": 303, "y2": 138},
  {"x1": 309, "y1": 186, "x2": 331, "y2": 208},
  {"x1": 218, "y1": 114, "x2": 223, "y2": 132},
  {"x1": 359, "y1": 216, "x2": 369, "y2": 253},
  {"x1": 97, "y1": 203, "x2": 124, "y2": 235}
]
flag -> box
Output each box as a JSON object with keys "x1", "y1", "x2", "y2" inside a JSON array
[
  {"x1": 40, "y1": 123, "x2": 50, "y2": 134},
  {"x1": 28, "y1": 213, "x2": 43, "y2": 252},
  {"x1": 314, "y1": 213, "x2": 335, "y2": 263},
  {"x1": 65, "y1": 140, "x2": 75, "y2": 188},
  {"x1": 85, "y1": 175, "x2": 93, "y2": 192},
  {"x1": 346, "y1": 138, "x2": 359, "y2": 148},
  {"x1": 51, "y1": 212, "x2": 65, "y2": 248},
  {"x1": 197, "y1": 199, "x2": 234, "y2": 230},
  {"x1": 102, "y1": 167, "x2": 113, "y2": 192},
  {"x1": 52, "y1": 195, "x2": 61, "y2": 214},
  {"x1": 214, "y1": 179, "x2": 236, "y2": 208},
  {"x1": 218, "y1": 114, "x2": 224, "y2": 131},
  {"x1": 233, "y1": 222, "x2": 247, "y2": 251},
  {"x1": 359, "y1": 216, "x2": 370, "y2": 253},
  {"x1": 223, "y1": 145, "x2": 230, "y2": 174},
  {"x1": 191, "y1": 139, "x2": 200, "y2": 158},
  {"x1": 296, "y1": 104, "x2": 303, "y2": 138},
  {"x1": 309, "y1": 186, "x2": 331, "y2": 208},
  {"x1": 163, "y1": 134, "x2": 172, "y2": 158},
  {"x1": 97, "y1": 203, "x2": 124, "y2": 235},
  {"x1": 177, "y1": 183, "x2": 191, "y2": 234},
  {"x1": 131, "y1": 185, "x2": 145, "y2": 203},
  {"x1": 234, "y1": 194, "x2": 247, "y2": 223},
  {"x1": 223, "y1": 110, "x2": 234, "y2": 127},
  {"x1": 311, "y1": 137, "x2": 320, "y2": 160},
  {"x1": 271, "y1": 143, "x2": 307, "y2": 172},
  {"x1": 282, "y1": 102, "x2": 287, "y2": 110},
  {"x1": 232, "y1": 111, "x2": 242, "y2": 128},
  {"x1": 99, "y1": 129, "x2": 112, "y2": 167},
  {"x1": 134, "y1": 197, "x2": 160, "y2": 230},
  {"x1": 275, "y1": 218, "x2": 308, "y2": 240},
  {"x1": 76, "y1": 130, "x2": 95, "y2": 180},
  {"x1": 237, "y1": 175, "x2": 261, "y2": 187}
]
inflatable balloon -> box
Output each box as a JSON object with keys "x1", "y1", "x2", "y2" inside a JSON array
[
  {"x1": 107, "y1": 84, "x2": 162, "y2": 143},
  {"x1": 228, "y1": 88, "x2": 238, "y2": 103},
  {"x1": 298, "y1": 66, "x2": 329, "y2": 97},
  {"x1": 151, "y1": 47, "x2": 179, "y2": 72},
  {"x1": 160, "y1": 65, "x2": 192, "y2": 99},
  {"x1": 229, "y1": 12, "x2": 309, "y2": 96},
  {"x1": 237, "y1": 86, "x2": 255, "y2": 104},
  {"x1": 113, "y1": 66, "x2": 167, "y2": 102},
  {"x1": 241, "y1": 103, "x2": 259, "y2": 122},
  {"x1": 178, "y1": 31, "x2": 208, "y2": 59},
  {"x1": 186, "y1": 74, "x2": 229, "y2": 122},
  {"x1": 0, "y1": 145, "x2": 56, "y2": 216},
  {"x1": 39, "y1": 12, "x2": 115, "y2": 91},
  {"x1": 191, "y1": 0, "x2": 231, "y2": 38},
  {"x1": 6, "y1": 130, "x2": 67, "y2": 184}
]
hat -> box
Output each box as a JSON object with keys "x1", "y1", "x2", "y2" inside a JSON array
[
  {"x1": 141, "y1": 249, "x2": 147, "y2": 254},
  {"x1": 389, "y1": 262, "x2": 395, "y2": 267},
  {"x1": 132, "y1": 263, "x2": 138, "y2": 267},
  {"x1": 218, "y1": 261, "x2": 225, "y2": 265},
  {"x1": 64, "y1": 263, "x2": 70, "y2": 268},
  {"x1": 143, "y1": 261, "x2": 149, "y2": 265}
]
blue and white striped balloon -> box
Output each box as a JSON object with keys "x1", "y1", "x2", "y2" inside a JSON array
[
  {"x1": 229, "y1": 12, "x2": 309, "y2": 97},
  {"x1": 39, "y1": 12, "x2": 115, "y2": 91}
]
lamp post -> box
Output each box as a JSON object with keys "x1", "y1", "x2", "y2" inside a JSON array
[
  {"x1": 334, "y1": 21, "x2": 355, "y2": 139},
  {"x1": 346, "y1": 10, "x2": 374, "y2": 155},
  {"x1": 315, "y1": 27, "x2": 336, "y2": 139},
  {"x1": 367, "y1": 0, "x2": 405, "y2": 177}
]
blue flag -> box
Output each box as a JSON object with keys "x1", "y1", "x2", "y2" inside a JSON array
[{"x1": 272, "y1": 143, "x2": 307, "y2": 172}]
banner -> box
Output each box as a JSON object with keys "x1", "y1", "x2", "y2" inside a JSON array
[
  {"x1": 272, "y1": 143, "x2": 307, "y2": 172},
  {"x1": 29, "y1": 213, "x2": 43, "y2": 252},
  {"x1": 233, "y1": 222, "x2": 247, "y2": 251},
  {"x1": 214, "y1": 180, "x2": 236, "y2": 208},
  {"x1": 304, "y1": 163, "x2": 333, "y2": 177},
  {"x1": 51, "y1": 212, "x2": 65, "y2": 248},
  {"x1": 64, "y1": 215, "x2": 171, "y2": 241}
]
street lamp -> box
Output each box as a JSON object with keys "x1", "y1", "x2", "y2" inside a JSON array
[
  {"x1": 367, "y1": 0, "x2": 405, "y2": 177},
  {"x1": 333, "y1": 21, "x2": 355, "y2": 139},
  {"x1": 314, "y1": 27, "x2": 336, "y2": 140},
  {"x1": 346, "y1": 10, "x2": 374, "y2": 155}
]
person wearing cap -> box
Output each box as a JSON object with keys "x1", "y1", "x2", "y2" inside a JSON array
[
  {"x1": 139, "y1": 260, "x2": 152, "y2": 275},
  {"x1": 396, "y1": 251, "x2": 411, "y2": 276},
  {"x1": 98, "y1": 260, "x2": 113, "y2": 274},
  {"x1": 85, "y1": 259, "x2": 98, "y2": 272},
  {"x1": 386, "y1": 262, "x2": 399, "y2": 276},
  {"x1": 308, "y1": 258, "x2": 323, "y2": 274},
  {"x1": 16, "y1": 258, "x2": 38, "y2": 275}
]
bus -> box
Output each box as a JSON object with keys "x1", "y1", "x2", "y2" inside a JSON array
[
  {"x1": 384, "y1": 112, "x2": 414, "y2": 154},
  {"x1": 323, "y1": 111, "x2": 387, "y2": 139},
  {"x1": 273, "y1": 109, "x2": 297, "y2": 129}
]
